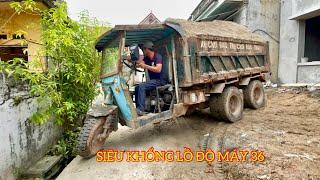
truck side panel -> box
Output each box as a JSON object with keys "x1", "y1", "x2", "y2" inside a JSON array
[{"x1": 178, "y1": 37, "x2": 270, "y2": 87}]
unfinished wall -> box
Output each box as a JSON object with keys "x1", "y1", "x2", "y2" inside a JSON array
[
  {"x1": 297, "y1": 63, "x2": 320, "y2": 83},
  {"x1": 0, "y1": 78, "x2": 62, "y2": 180},
  {"x1": 234, "y1": 0, "x2": 281, "y2": 83},
  {"x1": 294, "y1": 0, "x2": 320, "y2": 17},
  {"x1": 278, "y1": 0, "x2": 320, "y2": 83}
]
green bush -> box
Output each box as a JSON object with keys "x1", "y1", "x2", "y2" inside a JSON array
[{"x1": 1, "y1": 1, "x2": 107, "y2": 126}]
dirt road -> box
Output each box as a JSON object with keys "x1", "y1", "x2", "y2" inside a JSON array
[{"x1": 57, "y1": 89, "x2": 320, "y2": 180}]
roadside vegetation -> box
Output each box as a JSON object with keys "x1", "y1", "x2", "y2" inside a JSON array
[{"x1": 0, "y1": 0, "x2": 108, "y2": 159}]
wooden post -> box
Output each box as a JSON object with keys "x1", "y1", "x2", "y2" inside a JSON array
[{"x1": 118, "y1": 31, "x2": 126, "y2": 74}]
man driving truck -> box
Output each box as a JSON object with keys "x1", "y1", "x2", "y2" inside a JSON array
[{"x1": 135, "y1": 41, "x2": 168, "y2": 116}]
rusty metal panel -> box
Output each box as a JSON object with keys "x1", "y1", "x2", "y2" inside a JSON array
[
  {"x1": 170, "y1": 35, "x2": 180, "y2": 103},
  {"x1": 130, "y1": 110, "x2": 173, "y2": 129},
  {"x1": 174, "y1": 36, "x2": 186, "y2": 85},
  {"x1": 238, "y1": 56, "x2": 251, "y2": 69},
  {"x1": 247, "y1": 56, "x2": 259, "y2": 67},
  {"x1": 210, "y1": 83, "x2": 226, "y2": 93},
  {"x1": 188, "y1": 38, "x2": 198, "y2": 79},
  {"x1": 173, "y1": 103, "x2": 189, "y2": 117},
  {"x1": 181, "y1": 90, "x2": 206, "y2": 105},
  {"x1": 198, "y1": 39, "x2": 266, "y2": 55},
  {"x1": 87, "y1": 105, "x2": 118, "y2": 117},
  {"x1": 190, "y1": 37, "x2": 269, "y2": 86}
]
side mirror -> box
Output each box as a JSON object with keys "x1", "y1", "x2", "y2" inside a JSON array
[{"x1": 129, "y1": 45, "x2": 140, "y2": 61}]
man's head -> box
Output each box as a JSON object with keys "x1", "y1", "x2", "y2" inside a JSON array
[{"x1": 142, "y1": 41, "x2": 154, "y2": 58}]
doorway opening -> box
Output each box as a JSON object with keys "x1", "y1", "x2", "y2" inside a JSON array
[{"x1": 304, "y1": 16, "x2": 320, "y2": 62}]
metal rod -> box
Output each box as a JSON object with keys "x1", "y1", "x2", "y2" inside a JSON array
[
  {"x1": 183, "y1": 40, "x2": 192, "y2": 84},
  {"x1": 171, "y1": 36, "x2": 179, "y2": 103}
]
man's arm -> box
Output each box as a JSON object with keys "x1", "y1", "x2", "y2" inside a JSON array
[{"x1": 140, "y1": 63, "x2": 162, "y2": 73}]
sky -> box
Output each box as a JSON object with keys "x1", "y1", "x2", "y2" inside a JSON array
[{"x1": 65, "y1": 0, "x2": 200, "y2": 26}]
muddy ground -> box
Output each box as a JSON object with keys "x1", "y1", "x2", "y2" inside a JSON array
[{"x1": 57, "y1": 88, "x2": 320, "y2": 180}]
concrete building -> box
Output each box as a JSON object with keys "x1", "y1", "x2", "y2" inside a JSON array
[
  {"x1": 189, "y1": 0, "x2": 280, "y2": 82},
  {"x1": 279, "y1": 0, "x2": 320, "y2": 84},
  {"x1": 190, "y1": 0, "x2": 320, "y2": 84}
]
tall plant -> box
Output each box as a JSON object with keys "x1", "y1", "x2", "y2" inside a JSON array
[{"x1": 1, "y1": 1, "x2": 106, "y2": 126}]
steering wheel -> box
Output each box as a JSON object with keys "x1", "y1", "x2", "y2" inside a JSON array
[{"x1": 122, "y1": 59, "x2": 145, "y2": 72}]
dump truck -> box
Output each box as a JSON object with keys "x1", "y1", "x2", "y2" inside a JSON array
[{"x1": 77, "y1": 19, "x2": 270, "y2": 157}]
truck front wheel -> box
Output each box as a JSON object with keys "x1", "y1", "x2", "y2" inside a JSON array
[
  {"x1": 210, "y1": 86, "x2": 243, "y2": 123},
  {"x1": 243, "y1": 80, "x2": 265, "y2": 109},
  {"x1": 76, "y1": 117, "x2": 111, "y2": 158}
]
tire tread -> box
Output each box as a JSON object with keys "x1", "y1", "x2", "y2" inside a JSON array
[{"x1": 210, "y1": 86, "x2": 243, "y2": 123}]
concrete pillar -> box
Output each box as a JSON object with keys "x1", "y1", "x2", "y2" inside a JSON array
[{"x1": 278, "y1": 0, "x2": 301, "y2": 83}]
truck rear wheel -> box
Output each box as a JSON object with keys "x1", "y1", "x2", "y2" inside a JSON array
[
  {"x1": 243, "y1": 80, "x2": 265, "y2": 109},
  {"x1": 76, "y1": 117, "x2": 110, "y2": 158},
  {"x1": 210, "y1": 86, "x2": 243, "y2": 123}
]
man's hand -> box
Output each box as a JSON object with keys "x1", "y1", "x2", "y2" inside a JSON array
[
  {"x1": 136, "y1": 59, "x2": 144, "y2": 65},
  {"x1": 137, "y1": 60, "x2": 146, "y2": 69}
]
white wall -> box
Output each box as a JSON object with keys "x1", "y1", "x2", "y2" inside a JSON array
[{"x1": 0, "y1": 79, "x2": 62, "y2": 179}]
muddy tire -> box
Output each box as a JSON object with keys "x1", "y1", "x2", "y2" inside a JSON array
[
  {"x1": 210, "y1": 86, "x2": 243, "y2": 123},
  {"x1": 76, "y1": 117, "x2": 108, "y2": 158},
  {"x1": 243, "y1": 80, "x2": 265, "y2": 109}
]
